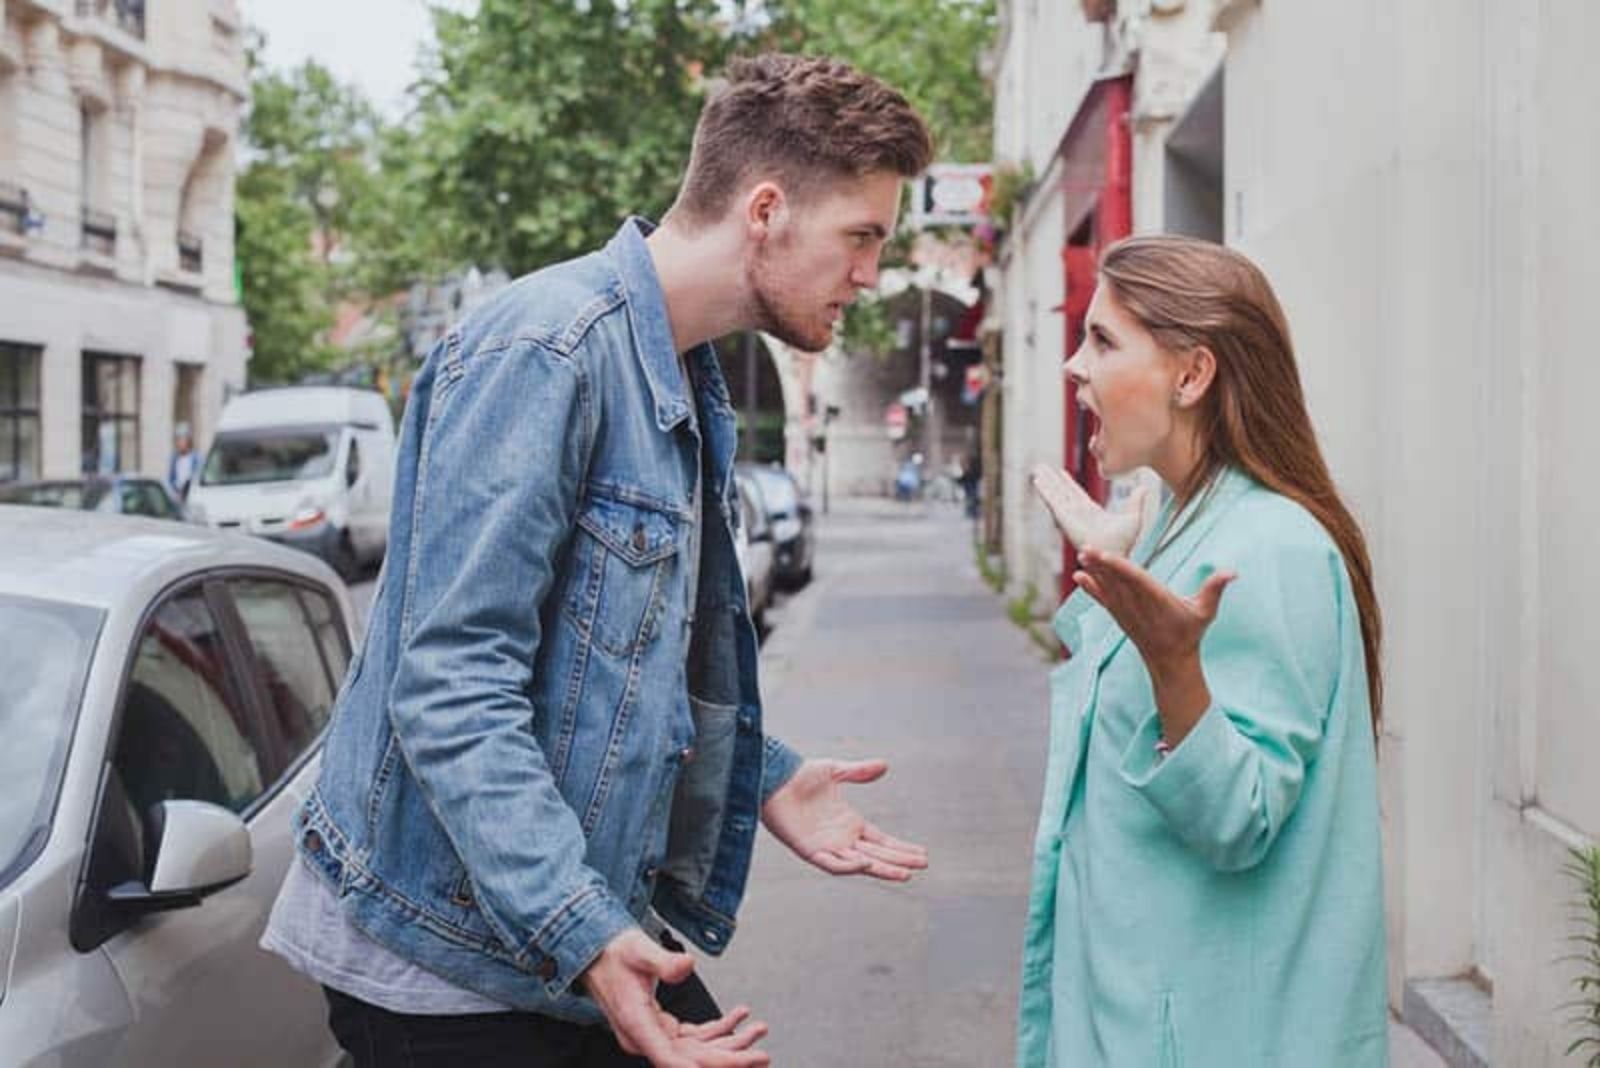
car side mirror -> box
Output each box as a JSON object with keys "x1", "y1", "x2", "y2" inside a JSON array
[
  {"x1": 345, "y1": 457, "x2": 360, "y2": 488},
  {"x1": 143, "y1": 800, "x2": 253, "y2": 898},
  {"x1": 104, "y1": 801, "x2": 251, "y2": 913},
  {"x1": 72, "y1": 798, "x2": 252, "y2": 951}
]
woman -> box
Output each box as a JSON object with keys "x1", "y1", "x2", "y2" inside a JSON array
[{"x1": 1017, "y1": 236, "x2": 1388, "y2": 1067}]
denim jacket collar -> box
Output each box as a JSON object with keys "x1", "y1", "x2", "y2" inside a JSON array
[{"x1": 607, "y1": 217, "x2": 732, "y2": 432}]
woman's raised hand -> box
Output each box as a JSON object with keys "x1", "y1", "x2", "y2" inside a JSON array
[{"x1": 1029, "y1": 464, "x2": 1147, "y2": 557}]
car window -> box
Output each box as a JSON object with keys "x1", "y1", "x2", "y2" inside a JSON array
[
  {"x1": 0, "y1": 595, "x2": 102, "y2": 891},
  {"x1": 752, "y1": 469, "x2": 799, "y2": 517},
  {"x1": 228, "y1": 578, "x2": 342, "y2": 765},
  {"x1": 738, "y1": 479, "x2": 768, "y2": 537},
  {"x1": 200, "y1": 426, "x2": 339, "y2": 486},
  {"x1": 112, "y1": 587, "x2": 266, "y2": 835},
  {"x1": 131, "y1": 480, "x2": 178, "y2": 518},
  {"x1": 301, "y1": 584, "x2": 352, "y2": 683}
]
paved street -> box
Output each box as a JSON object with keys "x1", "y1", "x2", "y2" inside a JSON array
[
  {"x1": 349, "y1": 499, "x2": 1445, "y2": 1067},
  {"x1": 700, "y1": 498, "x2": 1050, "y2": 1067}
]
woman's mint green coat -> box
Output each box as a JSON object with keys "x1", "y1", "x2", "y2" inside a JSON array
[{"x1": 1017, "y1": 468, "x2": 1388, "y2": 1067}]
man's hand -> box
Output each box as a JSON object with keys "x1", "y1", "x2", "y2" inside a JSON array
[
  {"x1": 581, "y1": 929, "x2": 770, "y2": 1068},
  {"x1": 1029, "y1": 463, "x2": 1147, "y2": 557},
  {"x1": 761, "y1": 759, "x2": 929, "y2": 881}
]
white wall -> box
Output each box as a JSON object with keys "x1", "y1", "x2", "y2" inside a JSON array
[{"x1": 1224, "y1": 1, "x2": 1599, "y2": 1061}]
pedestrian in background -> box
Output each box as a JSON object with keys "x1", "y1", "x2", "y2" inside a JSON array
[
  {"x1": 261, "y1": 54, "x2": 932, "y2": 1068},
  {"x1": 1024, "y1": 235, "x2": 1387, "y2": 1066},
  {"x1": 166, "y1": 421, "x2": 199, "y2": 501}
]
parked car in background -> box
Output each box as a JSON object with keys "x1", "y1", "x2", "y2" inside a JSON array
[
  {"x1": 188, "y1": 386, "x2": 395, "y2": 579},
  {"x1": 737, "y1": 462, "x2": 815, "y2": 588},
  {"x1": 733, "y1": 470, "x2": 776, "y2": 635},
  {"x1": 0, "y1": 475, "x2": 191, "y2": 523},
  {"x1": 0, "y1": 508, "x2": 353, "y2": 1067}
]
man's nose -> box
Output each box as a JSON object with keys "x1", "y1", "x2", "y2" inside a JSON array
[{"x1": 850, "y1": 255, "x2": 880, "y2": 291}]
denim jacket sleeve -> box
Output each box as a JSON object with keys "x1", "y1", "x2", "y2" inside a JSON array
[
  {"x1": 761, "y1": 734, "x2": 803, "y2": 804},
  {"x1": 1117, "y1": 538, "x2": 1346, "y2": 872},
  {"x1": 386, "y1": 335, "x2": 634, "y2": 995}
]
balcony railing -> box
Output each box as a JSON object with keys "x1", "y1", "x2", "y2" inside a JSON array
[
  {"x1": 177, "y1": 230, "x2": 204, "y2": 273},
  {"x1": 75, "y1": 0, "x2": 146, "y2": 40},
  {"x1": 81, "y1": 207, "x2": 117, "y2": 256},
  {"x1": 0, "y1": 182, "x2": 28, "y2": 237}
]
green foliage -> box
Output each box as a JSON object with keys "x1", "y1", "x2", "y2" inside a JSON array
[
  {"x1": 974, "y1": 534, "x2": 1005, "y2": 592},
  {"x1": 753, "y1": 0, "x2": 997, "y2": 163},
  {"x1": 1566, "y1": 846, "x2": 1600, "y2": 1065},
  {"x1": 235, "y1": 166, "x2": 336, "y2": 385},
  {"x1": 1006, "y1": 582, "x2": 1038, "y2": 628},
  {"x1": 986, "y1": 159, "x2": 1035, "y2": 231},
  {"x1": 236, "y1": 44, "x2": 383, "y2": 384},
  {"x1": 233, "y1": 1, "x2": 1000, "y2": 379},
  {"x1": 404, "y1": 0, "x2": 735, "y2": 276},
  {"x1": 838, "y1": 293, "x2": 896, "y2": 357}
]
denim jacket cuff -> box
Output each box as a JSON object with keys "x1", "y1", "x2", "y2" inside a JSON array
[
  {"x1": 759, "y1": 734, "x2": 803, "y2": 805},
  {"x1": 526, "y1": 886, "x2": 637, "y2": 999}
]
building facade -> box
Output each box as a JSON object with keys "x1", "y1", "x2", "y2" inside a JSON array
[
  {"x1": 988, "y1": 0, "x2": 1219, "y2": 608},
  {"x1": 0, "y1": 0, "x2": 248, "y2": 484}
]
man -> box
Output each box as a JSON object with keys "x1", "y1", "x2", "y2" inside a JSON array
[
  {"x1": 166, "y1": 422, "x2": 199, "y2": 500},
  {"x1": 262, "y1": 53, "x2": 933, "y2": 1067}
]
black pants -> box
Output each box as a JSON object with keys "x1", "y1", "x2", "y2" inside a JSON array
[{"x1": 324, "y1": 941, "x2": 721, "y2": 1067}]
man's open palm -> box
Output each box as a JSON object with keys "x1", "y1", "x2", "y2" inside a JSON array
[{"x1": 761, "y1": 759, "x2": 929, "y2": 881}]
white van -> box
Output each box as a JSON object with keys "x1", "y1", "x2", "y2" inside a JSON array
[{"x1": 188, "y1": 387, "x2": 395, "y2": 578}]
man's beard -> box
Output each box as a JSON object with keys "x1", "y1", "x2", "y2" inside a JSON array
[{"x1": 749, "y1": 249, "x2": 835, "y2": 354}]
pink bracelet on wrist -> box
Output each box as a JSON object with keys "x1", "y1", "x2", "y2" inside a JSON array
[{"x1": 1154, "y1": 737, "x2": 1173, "y2": 759}]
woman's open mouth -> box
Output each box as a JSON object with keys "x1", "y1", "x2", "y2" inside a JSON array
[{"x1": 1079, "y1": 401, "x2": 1103, "y2": 458}]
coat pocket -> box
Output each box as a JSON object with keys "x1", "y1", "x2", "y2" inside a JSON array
[{"x1": 566, "y1": 493, "x2": 680, "y2": 659}]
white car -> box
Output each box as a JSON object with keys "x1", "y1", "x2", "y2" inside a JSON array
[
  {"x1": 733, "y1": 471, "x2": 776, "y2": 635},
  {"x1": 188, "y1": 386, "x2": 396, "y2": 579},
  {"x1": 0, "y1": 507, "x2": 354, "y2": 1067}
]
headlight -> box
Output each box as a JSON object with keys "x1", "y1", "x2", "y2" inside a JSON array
[{"x1": 288, "y1": 507, "x2": 326, "y2": 531}]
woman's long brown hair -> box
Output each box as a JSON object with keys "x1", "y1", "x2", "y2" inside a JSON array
[{"x1": 1099, "y1": 235, "x2": 1383, "y2": 734}]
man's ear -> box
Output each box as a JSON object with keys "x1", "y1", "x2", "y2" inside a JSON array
[{"x1": 745, "y1": 181, "x2": 787, "y2": 240}]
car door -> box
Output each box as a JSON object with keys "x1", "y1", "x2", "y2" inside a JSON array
[{"x1": 82, "y1": 576, "x2": 346, "y2": 1068}]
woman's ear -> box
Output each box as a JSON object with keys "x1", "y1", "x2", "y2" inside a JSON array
[{"x1": 1174, "y1": 345, "x2": 1218, "y2": 407}]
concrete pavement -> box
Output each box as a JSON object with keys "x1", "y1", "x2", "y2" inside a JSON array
[{"x1": 699, "y1": 497, "x2": 1051, "y2": 1066}]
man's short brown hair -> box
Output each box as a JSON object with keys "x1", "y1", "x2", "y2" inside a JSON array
[{"x1": 673, "y1": 53, "x2": 934, "y2": 224}]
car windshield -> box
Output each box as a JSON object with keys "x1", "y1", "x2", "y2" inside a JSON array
[
  {"x1": 750, "y1": 469, "x2": 799, "y2": 516},
  {"x1": 0, "y1": 481, "x2": 112, "y2": 510},
  {"x1": 201, "y1": 426, "x2": 339, "y2": 486},
  {"x1": 0, "y1": 594, "x2": 103, "y2": 890}
]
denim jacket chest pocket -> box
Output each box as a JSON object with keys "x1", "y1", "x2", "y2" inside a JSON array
[{"x1": 565, "y1": 492, "x2": 681, "y2": 658}]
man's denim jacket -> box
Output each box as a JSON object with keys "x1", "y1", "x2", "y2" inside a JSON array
[{"x1": 293, "y1": 218, "x2": 803, "y2": 1024}]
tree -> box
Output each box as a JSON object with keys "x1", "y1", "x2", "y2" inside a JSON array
[
  {"x1": 403, "y1": 0, "x2": 736, "y2": 277},
  {"x1": 753, "y1": 0, "x2": 997, "y2": 163},
  {"x1": 235, "y1": 42, "x2": 389, "y2": 384}
]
